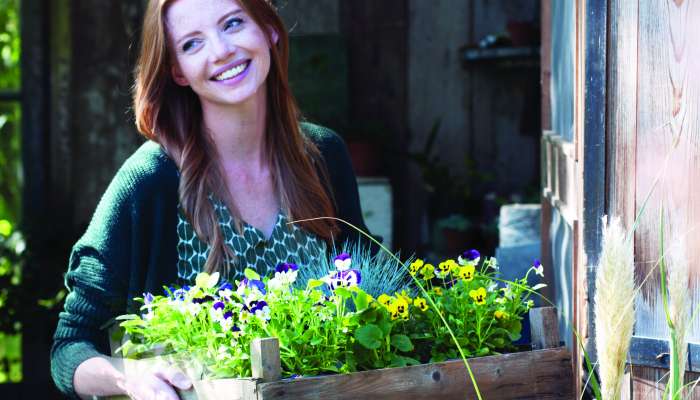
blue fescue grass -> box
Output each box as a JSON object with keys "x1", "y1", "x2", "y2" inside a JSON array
[{"x1": 295, "y1": 240, "x2": 413, "y2": 299}]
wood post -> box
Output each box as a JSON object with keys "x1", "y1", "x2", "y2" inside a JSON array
[
  {"x1": 529, "y1": 306, "x2": 560, "y2": 350},
  {"x1": 251, "y1": 337, "x2": 281, "y2": 382}
]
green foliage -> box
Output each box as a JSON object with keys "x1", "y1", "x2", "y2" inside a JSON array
[
  {"x1": 294, "y1": 240, "x2": 412, "y2": 299},
  {"x1": 117, "y1": 250, "x2": 547, "y2": 381},
  {"x1": 0, "y1": 0, "x2": 20, "y2": 90}
]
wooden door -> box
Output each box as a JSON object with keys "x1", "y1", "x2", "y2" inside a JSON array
[
  {"x1": 542, "y1": 0, "x2": 607, "y2": 396},
  {"x1": 608, "y1": 0, "x2": 700, "y2": 397}
]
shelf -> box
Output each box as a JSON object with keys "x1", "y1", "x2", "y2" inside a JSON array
[{"x1": 461, "y1": 46, "x2": 540, "y2": 68}]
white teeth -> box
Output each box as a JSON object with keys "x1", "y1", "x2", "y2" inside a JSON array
[{"x1": 214, "y1": 62, "x2": 248, "y2": 81}]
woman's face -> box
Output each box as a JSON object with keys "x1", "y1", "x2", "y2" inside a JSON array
[{"x1": 165, "y1": 0, "x2": 274, "y2": 108}]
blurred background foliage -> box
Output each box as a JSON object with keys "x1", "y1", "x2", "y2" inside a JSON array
[{"x1": 0, "y1": 0, "x2": 23, "y2": 384}]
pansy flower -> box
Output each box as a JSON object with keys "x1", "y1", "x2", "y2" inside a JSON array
[
  {"x1": 237, "y1": 277, "x2": 266, "y2": 297},
  {"x1": 142, "y1": 292, "x2": 155, "y2": 320},
  {"x1": 458, "y1": 249, "x2": 480, "y2": 266},
  {"x1": 458, "y1": 264, "x2": 475, "y2": 281},
  {"x1": 269, "y1": 262, "x2": 299, "y2": 290},
  {"x1": 388, "y1": 296, "x2": 409, "y2": 321},
  {"x1": 469, "y1": 287, "x2": 487, "y2": 305},
  {"x1": 333, "y1": 253, "x2": 352, "y2": 271},
  {"x1": 247, "y1": 300, "x2": 271, "y2": 321},
  {"x1": 328, "y1": 269, "x2": 362, "y2": 290},
  {"x1": 413, "y1": 297, "x2": 429, "y2": 312},
  {"x1": 420, "y1": 263, "x2": 435, "y2": 280},
  {"x1": 377, "y1": 294, "x2": 392, "y2": 307},
  {"x1": 437, "y1": 259, "x2": 456, "y2": 277},
  {"x1": 494, "y1": 310, "x2": 508, "y2": 319},
  {"x1": 409, "y1": 259, "x2": 424, "y2": 276},
  {"x1": 532, "y1": 259, "x2": 544, "y2": 277},
  {"x1": 432, "y1": 287, "x2": 443, "y2": 296}
]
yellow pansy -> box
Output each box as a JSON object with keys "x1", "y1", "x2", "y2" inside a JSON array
[
  {"x1": 469, "y1": 287, "x2": 487, "y2": 305},
  {"x1": 494, "y1": 310, "x2": 508, "y2": 319},
  {"x1": 458, "y1": 264, "x2": 475, "y2": 281},
  {"x1": 413, "y1": 297, "x2": 429, "y2": 312},
  {"x1": 396, "y1": 290, "x2": 412, "y2": 305},
  {"x1": 377, "y1": 294, "x2": 392, "y2": 307},
  {"x1": 389, "y1": 296, "x2": 409, "y2": 321},
  {"x1": 420, "y1": 263, "x2": 435, "y2": 280},
  {"x1": 432, "y1": 287, "x2": 443, "y2": 296},
  {"x1": 437, "y1": 260, "x2": 453, "y2": 275},
  {"x1": 409, "y1": 259, "x2": 424, "y2": 276}
]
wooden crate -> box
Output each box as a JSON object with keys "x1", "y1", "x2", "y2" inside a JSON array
[{"x1": 111, "y1": 307, "x2": 573, "y2": 400}]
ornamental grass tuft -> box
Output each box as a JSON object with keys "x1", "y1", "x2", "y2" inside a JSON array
[{"x1": 593, "y1": 216, "x2": 635, "y2": 400}]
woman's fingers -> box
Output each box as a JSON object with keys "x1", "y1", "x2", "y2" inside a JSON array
[{"x1": 154, "y1": 367, "x2": 193, "y2": 390}]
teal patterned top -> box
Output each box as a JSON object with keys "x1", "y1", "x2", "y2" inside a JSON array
[{"x1": 176, "y1": 198, "x2": 327, "y2": 283}]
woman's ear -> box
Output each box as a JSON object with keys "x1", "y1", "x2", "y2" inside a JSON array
[{"x1": 171, "y1": 64, "x2": 189, "y2": 86}]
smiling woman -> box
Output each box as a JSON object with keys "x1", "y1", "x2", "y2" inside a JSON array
[{"x1": 50, "y1": 0, "x2": 372, "y2": 399}]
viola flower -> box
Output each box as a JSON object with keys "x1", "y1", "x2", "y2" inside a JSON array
[
  {"x1": 420, "y1": 263, "x2": 435, "y2": 280},
  {"x1": 458, "y1": 264, "x2": 475, "y2": 281},
  {"x1": 432, "y1": 287, "x2": 443, "y2": 296},
  {"x1": 413, "y1": 297, "x2": 429, "y2": 312},
  {"x1": 494, "y1": 310, "x2": 508, "y2": 319},
  {"x1": 487, "y1": 282, "x2": 498, "y2": 292},
  {"x1": 525, "y1": 299, "x2": 535, "y2": 309},
  {"x1": 469, "y1": 287, "x2": 487, "y2": 305},
  {"x1": 438, "y1": 259, "x2": 456, "y2": 278},
  {"x1": 377, "y1": 294, "x2": 392, "y2": 307},
  {"x1": 409, "y1": 259, "x2": 424, "y2": 276},
  {"x1": 396, "y1": 290, "x2": 412, "y2": 305},
  {"x1": 269, "y1": 262, "x2": 299, "y2": 290},
  {"x1": 328, "y1": 269, "x2": 362, "y2": 290},
  {"x1": 192, "y1": 294, "x2": 215, "y2": 304},
  {"x1": 143, "y1": 292, "x2": 154, "y2": 305},
  {"x1": 458, "y1": 249, "x2": 480, "y2": 266},
  {"x1": 501, "y1": 284, "x2": 514, "y2": 299},
  {"x1": 237, "y1": 278, "x2": 266, "y2": 297},
  {"x1": 388, "y1": 296, "x2": 409, "y2": 321},
  {"x1": 532, "y1": 259, "x2": 544, "y2": 277},
  {"x1": 142, "y1": 292, "x2": 155, "y2": 320},
  {"x1": 333, "y1": 253, "x2": 352, "y2": 271},
  {"x1": 248, "y1": 300, "x2": 271, "y2": 321}
]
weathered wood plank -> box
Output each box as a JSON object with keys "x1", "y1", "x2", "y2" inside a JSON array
[
  {"x1": 257, "y1": 348, "x2": 573, "y2": 400},
  {"x1": 252, "y1": 337, "x2": 282, "y2": 382},
  {"x1": 529, "y1": 306, "x2": 560, "y2": 350},
  {"x1": 606, "y1": 0, "x2": 638, "y2": 228}
]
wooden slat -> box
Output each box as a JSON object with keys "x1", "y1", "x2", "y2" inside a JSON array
[
  {"x1": 530, "y1": 307, "x2": 560, "y2": 350},
  {"x1": 251, "y1": 337, "x2": 282, "y2": 382},
  {"x1": 257, "y1": 348, "x2": 573, "y2": 400},
  {"x1": 606, "y1": 0, "x2": 638, "y2": 228},
  {"x1": 541, "y1": 133, "x2": 576, "y2": 226},
  {"x1": 541, "y1": 0, "x2": 552, "y2": 131}
]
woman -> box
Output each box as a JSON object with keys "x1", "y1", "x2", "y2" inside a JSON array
[{"x1": 50, "y1": 0, "x2": 371, "y2": 398}]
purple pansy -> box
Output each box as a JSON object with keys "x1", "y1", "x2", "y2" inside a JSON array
[
  {"x1": 329, "y1": 269, "x2": 362, "y2": 290},
  {"x1": 464, "y1": 249, "x2": 480, "y2": 261},
  {"x1": 333, "y1": 253, "x2": 352, "y2": 271},
  {"x1": 213, "y1": 301, "x2": 225, "y2": 310},
  {"x1": 218, "y1": 282, "x2": 233, "y2": 291},
  {"x1": 275, "y1": 263, "x2": 299, "y2": 274},
  {"x1": 237, "y1": 278, "x2": 266, "y2": 295},
  {"x1": 143, "y1": 292, "x2": 154, "y2": 305},
  {"x1": 223, "y1": 311, "x2": 233, "y2": 320}
]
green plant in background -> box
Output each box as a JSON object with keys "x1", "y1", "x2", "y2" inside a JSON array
[{"x1": 0, "y1": 0, "x2": 22, "y2": 385}]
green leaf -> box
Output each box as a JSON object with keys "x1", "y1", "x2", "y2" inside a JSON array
[
  {"x1": 390, "y1": 334, "x2": 414, "y2": 352},
  {"x1": 334, "y1": 287, "x2": 352, "y2": 299},
  {"x1": 244, "y1": 268, "x2": 260, "y2": 281},
  {"x1": 307, "y1": 279, "x2": 325, "y2": 289},
  {"x1": 355, "y1": 324, "x2": 383, "y2": 350},
  {"x1": 353, "y1": 292, "x2": 369, "y2": 311}
]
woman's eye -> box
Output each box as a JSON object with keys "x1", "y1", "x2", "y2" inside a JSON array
[
  {"x1": 224, "y1": 17, "x2": 243, "y2": 31},
  {"x1": 182, "y1": 39, "x2": 199, "y2": 52}
]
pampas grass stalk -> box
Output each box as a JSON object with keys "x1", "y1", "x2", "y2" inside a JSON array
[
  {"x1": 594, "y1": 216, "x2": 635, "y2": 400},
  {"x1": 660, "y1": 212, "x2": 690, "y2": 400}
]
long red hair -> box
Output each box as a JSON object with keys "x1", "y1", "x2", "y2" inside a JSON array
[{"x1": 133, "y1": 0, "x2": 338, "y2": 273}]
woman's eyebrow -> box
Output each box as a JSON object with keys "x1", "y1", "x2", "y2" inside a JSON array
[{"x1": 174, "y1": 8, "x2": 243, "y2": 46}]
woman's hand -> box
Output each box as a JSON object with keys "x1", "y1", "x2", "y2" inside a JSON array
[
  {"x1": 74, "y1": 356, "x2": 192, "y2": 400},
  {"x1": 117, "y1": 365, "x2": 192, "y2": 400}
]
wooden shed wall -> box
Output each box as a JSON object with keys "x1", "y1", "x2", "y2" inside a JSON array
[{"x1": 607, "y1": 0, "x2": 700, "y2": 397}]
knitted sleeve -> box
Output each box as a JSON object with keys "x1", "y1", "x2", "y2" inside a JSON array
[{"x1": 50, "y1": 141, "x2": 164, "y2": 398}]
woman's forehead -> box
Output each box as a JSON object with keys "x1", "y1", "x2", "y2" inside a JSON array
[{"x1": 166, "y1": 0, "x2": 242, "y2": 35}]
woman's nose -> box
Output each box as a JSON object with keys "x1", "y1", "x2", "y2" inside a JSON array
[{"x1": 210, "y1": 34, "x2": 235, "y2": 63}]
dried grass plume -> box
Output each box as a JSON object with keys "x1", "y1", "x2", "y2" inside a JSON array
[{"x1": 594, "y1": 216, "x2": 635, "y2": 400}]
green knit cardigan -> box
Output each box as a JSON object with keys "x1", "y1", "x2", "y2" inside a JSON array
[{"x1": 50, "y1": 123, "x2": 372, "y2": 398}]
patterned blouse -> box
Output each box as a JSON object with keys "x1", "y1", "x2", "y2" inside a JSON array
[{"x1": 176, "y1": 199, "x2": 327, "y2": 283}]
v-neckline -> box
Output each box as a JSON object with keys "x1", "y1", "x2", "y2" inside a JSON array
[{"x1": 240, "y1": 210, "x2": 285, "y2": 242}]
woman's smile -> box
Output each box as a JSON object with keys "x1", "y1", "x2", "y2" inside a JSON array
[{"x1": 211, "y1": 59, "x2": 251, "y2": 85}]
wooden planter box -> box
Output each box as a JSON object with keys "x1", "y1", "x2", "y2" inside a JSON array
[{"x1": 110, "y1": 307, "x2": 573, "y2": 400}]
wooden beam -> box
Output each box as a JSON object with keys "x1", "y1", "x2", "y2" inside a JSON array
[
  {"x1": 529, "y1": 307, "x2": 560, "y2": 350},
  {"x1": 251, "y1": 337, "x2": 282, "y2": 382}
]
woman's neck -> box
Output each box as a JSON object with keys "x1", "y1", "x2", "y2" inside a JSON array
[{"x1": 201, "y1": 87, "x2": 268, "y2": 171}]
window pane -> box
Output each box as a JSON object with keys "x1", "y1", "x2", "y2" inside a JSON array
[{"x1": 0, "y1": 0, "x2": 21, "y2": 91}]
